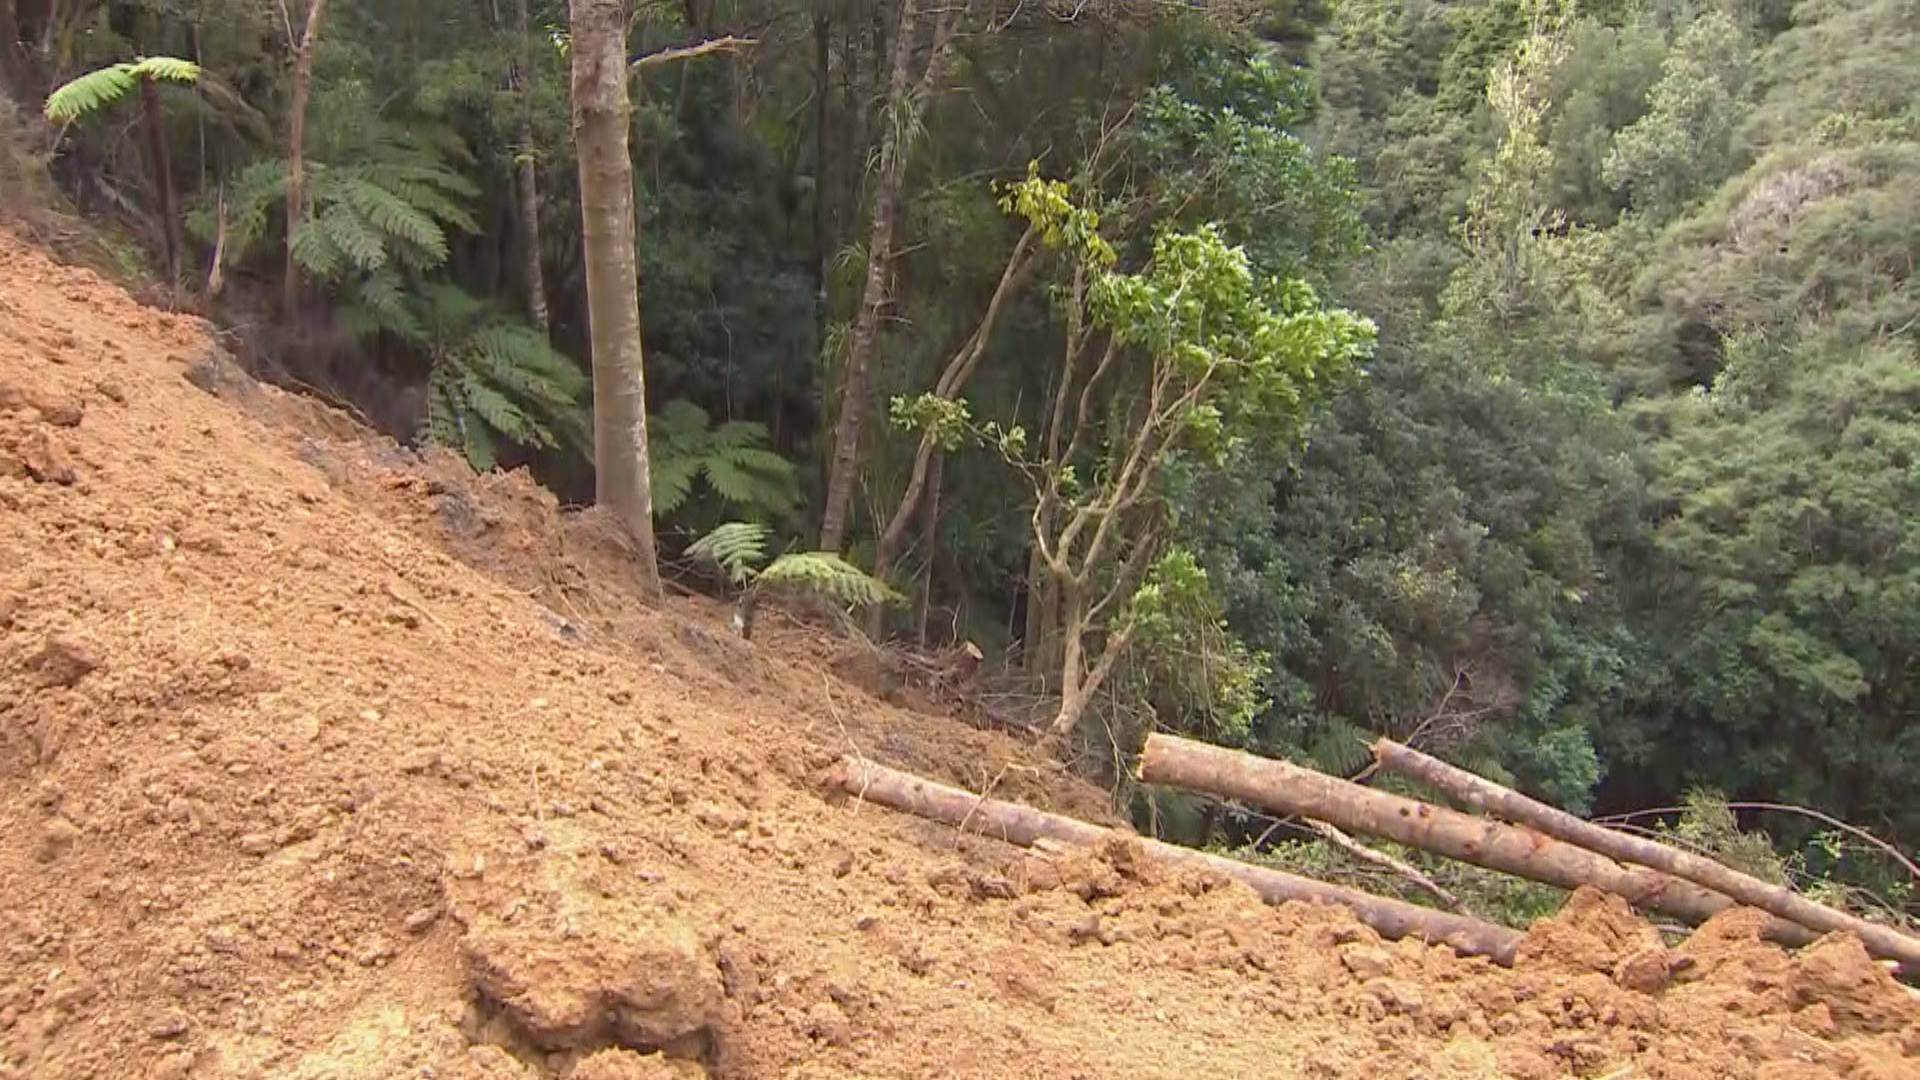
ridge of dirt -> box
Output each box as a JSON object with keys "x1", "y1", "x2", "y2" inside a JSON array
[{"x1": 3, "y1": 228, "x2": 1918, "y2": 1080}]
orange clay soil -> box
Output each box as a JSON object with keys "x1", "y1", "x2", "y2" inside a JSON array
[{"x1": 3, "y1": 227, "x2": 1918, "y2": 1080}]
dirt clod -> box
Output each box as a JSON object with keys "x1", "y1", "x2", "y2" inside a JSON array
[{"x1": 24, "y1": 634, "x2": 98, "y2": 688}]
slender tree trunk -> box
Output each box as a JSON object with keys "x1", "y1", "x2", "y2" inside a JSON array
[
  {"x1": 818, "y1": 0, "x2": 920, "y2": 552},
  {"x1": 811, "y1": 8, "x2": 830, "y2": 344},
  {"x1": 570, "y1": 0, "x2": 663, "y2": 598},
  {"x1": 137, "y1": 74, "x2": 179, "y2": 290},
  {"x1": 832, "y1": 756, "x2": 1523, "y2": 963},
  {"x1": 512, "y1": 0, "x2": 549, "y2": 335},
  {"x1": 284, "y1": 0, "x2": 329, "y2": 319},
  {"x1": 819, "y1": 0, "x2": 958, "y2": 551},
  {"x1": 1371, "y1": 739, "x2": 1920, "y2": 970},
  {"x1": 1023, "y1": 535, "x2": 1056, "y2": 678},
  {"x1": 1138, "y1": 734, "x2": 1812, "y2": 940},
  {"x1": 911, "y1": 449, "x2": 942, "y2": 645}
]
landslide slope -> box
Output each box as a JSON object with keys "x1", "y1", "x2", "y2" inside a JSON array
[{"x1": 3, "y1": 230, "x2": 1918, "y2": 1080}]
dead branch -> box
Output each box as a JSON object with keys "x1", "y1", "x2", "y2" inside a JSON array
[
  {"x1": 630, "y1": 35, "x2": 757, "y2": 70},
  {"x1": 1308, "y1": 820, "x2": 1464, "y2": 913}
]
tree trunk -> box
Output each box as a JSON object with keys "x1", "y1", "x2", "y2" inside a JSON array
[
  {"x1": 1138, "y1": 733, "x2": 1812, "y2": 940},
  {"x1": 817, "y1": 0, "x2": 920, "y2": 552},
  {"x1": 570, "y1": 0, "x2": 663, "y2": 598},
  {"x1": 811, "y1": 8, "x2": 830, "y2": 345},
  {"x1": 284, "y1": 0, "x2": 329, "y2": 319},
  {"x1": 1049, "y1": 586, "x2": 1087, "y2": 736},
  {"x1": 832, "y1": 756, "x2": 1523, "y2": 964},
  {"x1": 512, "y1": 0, "x2": 549, "y2": 335},
  {"x1": 911, "y1": 449, "x2": 942, "y2": 645},
  {"x1": 137, "y1": 74, "x2": 179, "y2": 290},
  {"x1": 1372, "y1": 738, "x2": 1920, "y2": 970},
  {"x1": 0, "y1": 1, "x2": 21, "y2": 96},
  {"x1": 819, "y1": 0, "x2": 957, "y2": 552},
  {"x1": 1023, "y1": 539, "x2": 1056, "y2": 678}
]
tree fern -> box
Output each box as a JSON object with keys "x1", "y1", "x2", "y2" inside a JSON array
[
  {"x1": 685, "y1": 521, "x2": 900, "y2": 639},
  {"x1": 45, "y1": 57, "x2": 201, "y2": 123},
  {"x1": 408, "y1": 285, "x2": 588, "y2": 469},
  {"x1": 685, "y1": 521, "x2": 770, "y2": 584},
  {"x1": 648, "y1": 399, "x2": 799, "y2": 523}
]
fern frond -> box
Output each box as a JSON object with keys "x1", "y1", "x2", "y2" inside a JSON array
[
  {"x1": 463, "y1": 415, "x2": 500, "y2": 471},
  {"x1": 288, "y1": 219, "x2": 345, "y2": 281},
  {"x1": 686, "y1": 521, "x2": 770, "y2": 584},
  {"x1": 426, "y1": 377, "x2": 463, "y2": 448},
  {"x1": 337, "y1": 178, "x2": 449, "y2": 265},
  {"x1": 1306, "y1": 716, "x2": 1374, "y2": 776},
  {"x1": 703, "y1": 456, "x2": 796, "y2": 515},
  {"x1": 759, "y1": 552, "x2": 903, "y2": 607},
  {"x1": 649, "y1": 455, "x2": 698, "y2": 515},
  {"x1": 457, "y1": 371, "x2": 547, "y2": 446},
  {"x1": 318, "y1": 203, "x2": 388, "y2": 272},
  {"x1": 352, "y1": 270, "x2": 425, "y2": 344},
  {"x1": 132, "y1": 56, "x2": 201, "y2": 85},
  {"x1": 45, "y1": 56, "x2": 200, "y2": 123},
  {"x1": 462, "y1": 325, "x2": 587, "y2": 408},
  {"x1": 650, "y1": 399, "x2": 713, "y2": 449}
]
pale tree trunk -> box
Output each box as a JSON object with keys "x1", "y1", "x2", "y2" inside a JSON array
[
  {"x1": 1371, "y1": 738, "x2": 1920, "y2": 970},
  {"x1": 512, "y1": 0, "x2": 549, "y2": 335},
  {"x1": 818, "y1": 0, "x2": 958, "y2": 551},
  {"x1": 137, "y1": 74, "x2": 179, "y2": 289},
  {"x1": 832, "y1": 756, "x2": 1523, "y2": 964},
  {"x1": 910, "y1": 449, "x2": 941, "y2": 645},
  {"x1": 284, "y1": 0, "x2": 328, "y2": 318},
  {"x1": 570, "y1": 0, "x2": 663, "y2": 598},
  {"x1": 866, "y1": 224, "x2": 1039, "y2": 634},
  {"x1": 1137, "y1": 733, "x2": 1813, "y2": 940}
]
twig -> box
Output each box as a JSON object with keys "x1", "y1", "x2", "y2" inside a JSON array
[
  {"x1": 383, "y1": 582, "x2": 451, "y2": 636},
  {"x1": 631, "y1": 35, "x2": 757, "y2": 70},
  {"x1": 1593, "y1": 803, "x2": 1920, "y2": 884},
  {"x1": 1309, "y1": 820, "x2": 1465, "y2": 912}
]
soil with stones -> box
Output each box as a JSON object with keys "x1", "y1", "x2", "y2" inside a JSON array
[{"x1": 3, "y1": 228, "x2": 1918, "y2": 1080}]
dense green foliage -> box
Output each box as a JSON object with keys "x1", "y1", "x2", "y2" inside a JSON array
[{"x1": 6, "y1": 0, "x2": 1915, "y2": 899}]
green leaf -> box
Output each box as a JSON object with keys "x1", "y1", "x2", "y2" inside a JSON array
[{"x1": 46, "y1": 57, "x2": 200, "y2": 123}]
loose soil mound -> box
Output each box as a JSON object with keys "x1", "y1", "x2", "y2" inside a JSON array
[{"x1": 2, "y1": 228, "x2": 1917, "y2": 1080}]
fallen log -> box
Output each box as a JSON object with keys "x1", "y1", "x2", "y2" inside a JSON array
[
  {"x1": 1138, "y1": 733, "x2": 1811, "y2": 944},
  {"x1": 833, "y1": 755, "x2": 1523, "y2": 964},
  {"x1": 1371, "y1": 737, "x2": 1920, "y2": 971}
]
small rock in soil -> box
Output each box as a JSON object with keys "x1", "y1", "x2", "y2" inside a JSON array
[
  {"x1": 34, "y1": 395, "x2": 84, "y2": 427},
  {"x1": 1341, "y1": 944, "x2": 1396, "y2": 981},
  {"x1": 26, "y1": 634, "x2": 98, "y2": 688},
  {"x1": 806, "y1": 1000, "x2": 853, "y2": 1047},
  {"x1": 36, "y1": 817, "x2": 81, "y2": 862},
  {"x1": 22, "y1": 430, "x2": 77, "y2": 484},
  {"x1": 149, "y1": 1013, "x2": 190, "y2": 1039},
  {"x1": 403, "y1": 908, "x2": 440, "y2": 935},
  {"x1": 237, "y1": 832, "x2": 276, "y2": 856}
]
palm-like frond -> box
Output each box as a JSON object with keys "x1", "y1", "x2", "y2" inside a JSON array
[
  {"x1": 647, "y1": 399, "x2": 799, "y2": 521},
  {"x1": 45, "y1": 56, "x2": 201, "y2": 123},
  {"x1": 759, "y1": 552, "x2": 903, "y2": 607},
  {"x1": 686, "y1": 521, "x2": 771, "y2": 584}
]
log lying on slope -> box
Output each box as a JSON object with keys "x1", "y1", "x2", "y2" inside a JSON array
[
  {"x1": 1372, "y1": 737, "x2": 1920, "y2": 971},
  {"x1": 832, "y1": 756, "x2": 1523, "y2": 964},
  {"x1": 1139, "y1": 733, "x2": 1811, "y2": 945}
]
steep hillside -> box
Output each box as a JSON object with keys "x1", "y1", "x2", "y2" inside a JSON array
[{"x1": 3, "y1": 229, "x2": 1917, "y2": 1080}]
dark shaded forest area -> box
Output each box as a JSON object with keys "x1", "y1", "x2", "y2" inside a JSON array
[{"x1": 2, "y1": 0, "x2": 1914, "y2": 908}]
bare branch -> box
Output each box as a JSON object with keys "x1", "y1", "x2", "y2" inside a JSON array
[
  {"x1": 630, "y1": 34, "x2": 757, "y2": 70},
  {"x1": 1309, "y1": 820, "x2": 1465, "y2": 912}
]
